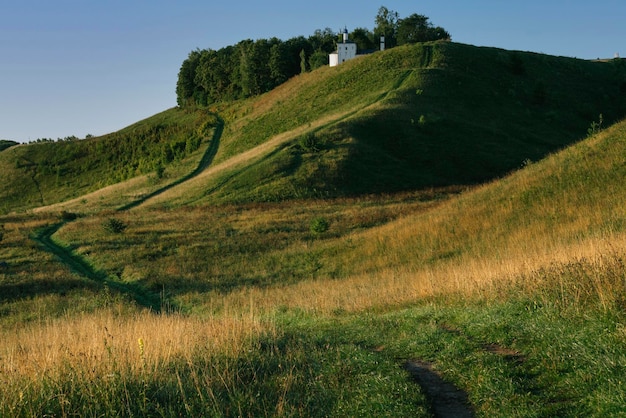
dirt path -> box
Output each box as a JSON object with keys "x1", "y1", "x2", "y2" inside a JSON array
[
  {"x1": 404, "y1": 360, "x2": 475, "y2": 418},
  {"x1": 403, "y1": 323, "x2": 530, "y2": 417}
]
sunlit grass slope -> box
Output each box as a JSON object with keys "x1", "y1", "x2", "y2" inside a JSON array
[
  {"x1": 142, "y1": 41, "x2": 626, "y2": 205},
  {"x1": 50, "y1": 117, "x2": 626, "y2": 315},
  {"x1": 2, "y1": 116, "x2": 625, "y2": 416},
  {"x1": 0, "y1": 108, "x2": 217, "y2": 213}
]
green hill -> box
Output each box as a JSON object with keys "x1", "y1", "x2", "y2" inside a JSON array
[
  {"x1": 180, "y1": 41, "x2": 626, "y2": 203},
  {"x1": 2, "y1": 42, "x2": 625, "y2": 212},
  {"x1": 2, "y1": 41, "x2": 626, "y2": 416},
  {"x1": 0, "y1": 108, "x2": 218, "y2": 213}
]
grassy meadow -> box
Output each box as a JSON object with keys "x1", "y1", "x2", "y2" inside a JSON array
[{"x1": 1, "y1": 42, "x2": 626, "y2": 416}]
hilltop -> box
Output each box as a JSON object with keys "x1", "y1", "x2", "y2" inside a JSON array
[{"x1": 169, "y1": 41, "x2": 626, "y2": 205}]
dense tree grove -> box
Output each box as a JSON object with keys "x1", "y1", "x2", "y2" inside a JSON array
[{"x1": 176, "y1": 7, "x2": 450, "y2": 107}]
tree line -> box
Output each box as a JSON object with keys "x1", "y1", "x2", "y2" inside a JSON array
[{"x1": 176, "y1": 6, "x2": 450, "y2": 107}]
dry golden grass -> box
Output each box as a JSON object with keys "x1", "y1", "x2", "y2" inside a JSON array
[
  {"x1": 179, "y1": 231, "x2": 626, "y2": 317},
  {"x1": 0, "y1": 305, "x2": 268, "y2": 381}
]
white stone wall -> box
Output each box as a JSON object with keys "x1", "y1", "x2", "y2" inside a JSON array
[{"x1": 329, "y1": 42, "x2": 357, "y2": 67}]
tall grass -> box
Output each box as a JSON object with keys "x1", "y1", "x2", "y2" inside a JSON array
[{"x1": 0, "y1": 305, "x2": 268, "y2": 417}]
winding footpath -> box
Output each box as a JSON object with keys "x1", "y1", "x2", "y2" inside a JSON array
[
  {"x1": 32, "y1": 222, "x2": 164, "y2": 311},
  {"x1": 31, "y1": 117, "x2": 224, "y2": 312}
]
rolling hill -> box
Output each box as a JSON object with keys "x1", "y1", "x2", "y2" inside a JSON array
[
  {"x1": 155, "y1": 41, "x2": 626, "y2": 206},
  {"x1": 1, "y1": 41, "x2": 626, "y2": 416},
  {"x1": 2, "y1": 41, "x2": 626, "y2": 213}
]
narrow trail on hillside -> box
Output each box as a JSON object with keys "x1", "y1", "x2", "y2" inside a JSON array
[
  {"x1": 144, "y1": 71, "x2": 417, "y2": 207},
  {"x1": 31, "y1": 222, "x2": 164, "y2": 312},
  {"x1": 40, "y1": 69, "x2": 416, "y2": 308},
  {"x1": 30, "y1": 118, "x2": 224, "y2": 312},
  {"x1": 117, "y1": 116, "x2": 223, "y2": 211},
  {"x1": 28, "y1": 68, "x2": 419, "y2": 312}
]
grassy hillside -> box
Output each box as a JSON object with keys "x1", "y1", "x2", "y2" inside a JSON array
[
  {"x1": 2, "y1": 117, "x2": 625, "y2": 415},
  {"x1": 2, "y1": 42, "x2": 625, "y2": 212},
  {"x1": 181, "y1": 41, "x2": 626, "y2": 204},
  {"x1": 45, "y1": 116, "x2": 626, "y2": 311},
  {"x1": 2, "y1": 42, "x2": 626, "y2": 416},
  {"x1": 0, "y1": 108, "x2": 218, "y2": 213}
]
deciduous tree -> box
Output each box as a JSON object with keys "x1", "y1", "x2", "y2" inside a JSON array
[
  {"x1": 396, "y1": 13, "x2": 450, "y2": 45},
  {"x1": 374, "y1": 6, "x2": 399, "y2": 49}
]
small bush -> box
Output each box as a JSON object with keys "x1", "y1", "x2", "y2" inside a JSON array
[
  {"x1": 299, "y1": 132, "x2": 320, "y2": 152},
  {"x1": 155, "y1": 164, "x2": 165, "y2": 180},
  {"x1": 102, "y1": 218, "x2": 127, "y2": 234},
  {"x1": 310, "y1": 217, "x2": 329, "y2": 235},
  {"x1": 587, "y1": 114, "x2": 604, "y2": 137}
]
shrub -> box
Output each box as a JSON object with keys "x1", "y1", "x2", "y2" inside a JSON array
[
  {"x1": 310, "y1": 217, "x2": 329, "y2": 235},
  {"x1": 102, "y1": 218, "x2": 127, "y2": 234},
  {"x1": 155, "y1": 164, "x2": 165, "y2": 180},
  {"x1": 587, "y1": 114, "x2": 604, "y2": 137},
  {"x1": 299, "y1": 132, "x2": 320, "y2": 152}
]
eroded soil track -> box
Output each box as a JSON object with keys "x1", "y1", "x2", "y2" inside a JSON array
[
  {"x1": 402, "y1": 321, "x2": 535, "y2": 417},
  {"x1": 404, "y1": 360, "x2": 475, "y2": 418}
]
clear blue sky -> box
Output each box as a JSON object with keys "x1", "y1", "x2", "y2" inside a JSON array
[{"x1": 1, "y1": 0, "x2": 624, "y2": 142}]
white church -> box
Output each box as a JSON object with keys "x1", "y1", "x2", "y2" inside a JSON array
[{"x1": 329, "y1": 28, "x2": 385, "y2": 67}]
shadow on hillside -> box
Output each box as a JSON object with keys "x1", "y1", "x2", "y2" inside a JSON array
[
  {"x1": 334, "y1": 66, "x2": 626, "y2": 196},
  {"x1": 0, "y1": 277, "x2": 98, "y2": 303}
]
